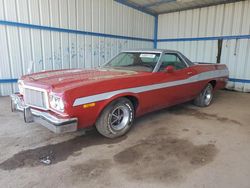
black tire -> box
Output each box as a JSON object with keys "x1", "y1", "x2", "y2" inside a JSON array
[
  {"x1": 95, "y1": 97, "x2": 134, "y2": 138},
  {"x1": 193, "y1": 83, "x2": 214, "y2": 107}
]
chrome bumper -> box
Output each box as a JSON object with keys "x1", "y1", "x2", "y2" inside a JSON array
[{"x1": 10, "y1": 94, "x2": 78, "y2": 133}]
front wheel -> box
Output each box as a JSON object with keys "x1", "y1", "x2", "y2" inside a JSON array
[
  {"x1": 193, "y1": 83, "x2": 214, "y2": 107},
  {"x1": 95, "y1": 97, "x2": 135, "y2": 138}
]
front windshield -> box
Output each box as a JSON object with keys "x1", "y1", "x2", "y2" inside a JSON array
[{"x1": 103, "y1": 52, "x2": 161, "y2": 72}]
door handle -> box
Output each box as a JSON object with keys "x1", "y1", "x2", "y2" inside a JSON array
[{"x1": 187, "y1": 71, "x2": 193, "y2": 75}]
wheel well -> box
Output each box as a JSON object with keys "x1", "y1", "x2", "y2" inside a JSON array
[
  {"x1": 209, "y1": 80, "x2": 216, "y2": 88},
  {"x1": 124, "y1": 95, "x2": 139, "y2": 110}
]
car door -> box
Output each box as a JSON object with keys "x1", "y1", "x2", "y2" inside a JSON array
[{"x1": 151, "y1": 53, "x2": 199, "y2": 108}]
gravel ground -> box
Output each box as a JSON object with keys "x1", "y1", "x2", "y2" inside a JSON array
[{"x1": 0, "y1": 90, "x2": 250, "y2": 188}]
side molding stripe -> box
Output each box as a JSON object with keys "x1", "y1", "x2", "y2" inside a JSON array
[{"x1": 73, "y1": 70, "x2": 229, "y2": 106}]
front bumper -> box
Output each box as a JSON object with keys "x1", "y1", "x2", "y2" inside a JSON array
[{"x1": 10, "y1": 94, "x2": 78, "y2": 133}]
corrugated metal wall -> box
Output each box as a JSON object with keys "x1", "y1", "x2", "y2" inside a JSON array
[
  {"x1": 0, "y1": 0, "x2": 154, "y2": 96},
  {"x1": 158, "y1": 0, "x2": 250, "y2": 92}
]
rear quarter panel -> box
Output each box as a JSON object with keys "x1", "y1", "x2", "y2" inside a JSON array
[{"x1": 192, "y1": 63, "x2": 229, "y2": 92}]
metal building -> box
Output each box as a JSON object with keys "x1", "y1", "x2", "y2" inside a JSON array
[
  {"x1": 0, "y1": 0, "x2": 249, "y2": 95},
  {"x1": 0, "y1": 0, "x2": 155, "y2": 95},
  {"x1": 158, "y1": 0, "x2": 250, "y2": 92}
]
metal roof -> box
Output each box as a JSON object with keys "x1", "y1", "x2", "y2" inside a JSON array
[{"x1": 116, "y1": 0, "x2": 244, "y2": 15}]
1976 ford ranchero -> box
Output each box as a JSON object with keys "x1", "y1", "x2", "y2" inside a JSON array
[{"x1": 11, "y1": 49, "x2": 229, "y2": 138}]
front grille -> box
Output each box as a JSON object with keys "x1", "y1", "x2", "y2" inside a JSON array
[{"x1": 24, "y1": 88, "x2": 48, "y2": 109}]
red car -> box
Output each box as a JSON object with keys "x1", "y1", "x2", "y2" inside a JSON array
[{"x1": 11, "y1": 49, "x2": 229, "y2": 138}]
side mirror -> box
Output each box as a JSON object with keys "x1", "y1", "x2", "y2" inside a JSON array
[{"x1": 164, "y1": 65, "x2": 175, "y2": 73}]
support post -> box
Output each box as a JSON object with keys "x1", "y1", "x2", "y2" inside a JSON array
[{"x1": 154, "y1": 15, "x2": 158, "y2": 49}]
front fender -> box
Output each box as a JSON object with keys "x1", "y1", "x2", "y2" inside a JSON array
[{"x1": 95, "y1": 92, "x2": 140, "y2": 119}]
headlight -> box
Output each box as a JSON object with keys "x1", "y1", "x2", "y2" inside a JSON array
[
  {"x1": 49, "y1": 94, "x2": 64, "y2": 112},
  {"x1": 18, "y1": 80, "x2": 24, "y2": 95}
]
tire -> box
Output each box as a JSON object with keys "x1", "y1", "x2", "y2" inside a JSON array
[
  {"x1": 193, "y1": 83, "x2": 214, "y2": 107},
  {"x1": 95, "y1": 97, "x2": 135, "y2": 138}
]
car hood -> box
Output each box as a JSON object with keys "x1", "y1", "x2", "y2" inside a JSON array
[{"x1": 21, "y1": 68, "x2": 139, "y2": 91}]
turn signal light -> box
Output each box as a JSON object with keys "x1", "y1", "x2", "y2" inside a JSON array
[{"x1": 83, "y1": 103, "x2": 96, "y2": 108}]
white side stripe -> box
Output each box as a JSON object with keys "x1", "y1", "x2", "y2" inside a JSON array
[{"x1": 73, "y1": 70, "x2": 229, "y2": 106}]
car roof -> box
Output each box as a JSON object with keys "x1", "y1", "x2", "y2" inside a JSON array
[{"x1": 122, "y1": 49, "x2": 180, "y2": 54}]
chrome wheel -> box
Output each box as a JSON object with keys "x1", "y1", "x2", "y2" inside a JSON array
[
  {"x1": 194, "y1": 83, "x2": 214, "y2": 107},
  {"x1": 204, "y1": 85, "x2": 213, "y2": 106},
  {"x1": 95, "y1": 97, "x2": 134, "y2": 138},
  {"x1": 109, "y1": 106, "x2": 130, "y2": 131}
]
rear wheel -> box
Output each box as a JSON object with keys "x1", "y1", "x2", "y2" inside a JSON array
[
  {"x1": 95, "y1": 97, "x2": 134, "y2": 138},
  {"x1": 194, "y1": 83, "x2": 214, "y2": 107}
]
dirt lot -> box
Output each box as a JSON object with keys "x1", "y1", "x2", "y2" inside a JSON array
[{"x1": 0, "y1": 90, "x2": 250, "y2": 188}]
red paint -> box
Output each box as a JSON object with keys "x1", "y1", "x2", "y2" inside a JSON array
[{"x1": 20, "y1": 63, "x2": 228, "y2": 129}]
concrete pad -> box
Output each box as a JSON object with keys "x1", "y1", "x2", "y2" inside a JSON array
[{"x1": 0, "y1": 90, "x2": 250, "y2": 188}]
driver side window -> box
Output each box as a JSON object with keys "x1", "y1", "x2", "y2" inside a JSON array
[{"x1": 160, "y1": 53, "x2": 187, "y2": 70}]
